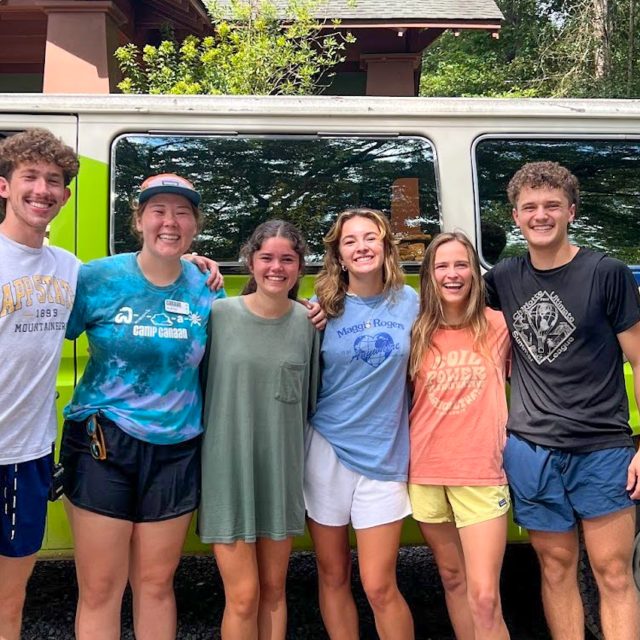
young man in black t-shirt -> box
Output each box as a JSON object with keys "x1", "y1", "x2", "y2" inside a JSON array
[{"x1": 485, "y1": 161, "x2": 640, "y2": 640}]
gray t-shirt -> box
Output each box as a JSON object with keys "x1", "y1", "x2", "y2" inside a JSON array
[
  {"x1": 198, "y1": 296, "x2": 320, "y2": 543},
  {"x1": 0, "y1": 233, "x2": 80, "y2": 464}
]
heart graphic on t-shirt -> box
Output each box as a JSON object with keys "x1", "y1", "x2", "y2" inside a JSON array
[{"x1": 351, "y1": 332, "x2": 395, "y2": 368}]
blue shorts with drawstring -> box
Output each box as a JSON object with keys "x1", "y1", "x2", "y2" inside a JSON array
[
  {"x1": 503, "y1": 433, "x2": 636, "y2": 532},
  {"x1": 0, "y1": 454, "x2": 52, "y2": 557}
]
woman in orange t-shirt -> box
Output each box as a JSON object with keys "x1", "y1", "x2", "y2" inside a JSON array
[{"x1": 409, "y1": 232, "x2": 511, "y2": 640}]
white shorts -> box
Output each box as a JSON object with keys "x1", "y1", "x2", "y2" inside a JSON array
[{"x1": 303, "y1": 427, "x2": 411, "y2": 530}]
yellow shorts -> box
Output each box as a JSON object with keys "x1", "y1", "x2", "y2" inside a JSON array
[{"x1": 408, "y1": 483, "x2": 510, "y2": 528}]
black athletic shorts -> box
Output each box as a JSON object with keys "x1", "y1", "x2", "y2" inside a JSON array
[{"x1": 61, "y1": 412, "x2": 201, "y2": 522}]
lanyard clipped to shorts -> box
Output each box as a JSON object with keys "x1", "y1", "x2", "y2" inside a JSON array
[
  {"x1": 48, "y1": 444, "x2": 64, "y2": 502},
  {"x1": 86, "y1": 414, "x2": 108, "y2": 461}
]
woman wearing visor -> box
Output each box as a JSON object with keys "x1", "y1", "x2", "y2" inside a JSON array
[{"x1": 60, "y1": 174, "x2": 224, "y2": 640}]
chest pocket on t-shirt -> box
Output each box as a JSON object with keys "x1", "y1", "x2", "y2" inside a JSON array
[{"x1": 275, "y1": 362, "x2": 305, "y2": 404}]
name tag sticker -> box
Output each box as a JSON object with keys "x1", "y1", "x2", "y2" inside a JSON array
[{"x1": 165, "y1": 299, "x2": 190, "y2": 315}]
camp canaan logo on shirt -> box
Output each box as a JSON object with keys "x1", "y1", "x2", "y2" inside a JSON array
[
  {"x1": 512, "y1": 290, "x2": 576, "y2": 364},
  {"x1": 113, "y1": 301, "x2": 202, "y2": 340}
]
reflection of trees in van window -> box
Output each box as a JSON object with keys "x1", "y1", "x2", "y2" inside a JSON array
[
  {"x1": 112, "y1": 135, "x2": 439, "y2": 265},
  {"x1": 476, "y1": 139, "x2": 640, "y2": 265}
]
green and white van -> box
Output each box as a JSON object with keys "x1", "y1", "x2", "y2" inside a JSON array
[{"x1": 1, "y1": 95, "x2": 639, "y2": 571}]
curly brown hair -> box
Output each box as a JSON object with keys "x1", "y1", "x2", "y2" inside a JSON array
[
  {"x1": 507, "y1": 161, "x2": 580, "y2": 214},
  {"x1": 0, "y1": 128, "x2": 79, "y2": 186}
]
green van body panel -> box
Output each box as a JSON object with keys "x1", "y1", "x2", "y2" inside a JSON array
[{"x1": 75, "y1": 156, "x2": 111, "y2": 264}]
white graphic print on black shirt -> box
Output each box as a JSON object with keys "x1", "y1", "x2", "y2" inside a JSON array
[{"x1": 512, "y1": 290, "x2": 576, "y2": 365}]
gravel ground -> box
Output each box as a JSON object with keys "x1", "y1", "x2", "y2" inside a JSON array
[{"x1": 22, "y1": 545, "x2": 581, "y2": 639}]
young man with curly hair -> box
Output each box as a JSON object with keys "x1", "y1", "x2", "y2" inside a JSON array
[
  {"x1": 0, "y1": 128, "x2": 80, "y2": 640},
  {"x1": 486, "y1": 161, "x2": 640, "y2": 640}
]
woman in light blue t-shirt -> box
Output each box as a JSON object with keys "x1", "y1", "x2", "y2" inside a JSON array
[{"x1": 304, "y1": 208, "x2": 417, "y2": 640}]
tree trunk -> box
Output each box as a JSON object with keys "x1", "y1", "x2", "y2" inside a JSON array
[
  {"x1": 630, "y1": 0, "x2": 636, "y2": 93},
  {"x1": 593, "y1": 0, "x2": 610, "y2": 79}
]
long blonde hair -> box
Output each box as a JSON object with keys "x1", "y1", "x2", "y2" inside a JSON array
[
  {"x1": 315, "y1": 208, "x2": 405, "y2": 318},
  {"x1": 409, "y1": 232, "x2": 488, "y2": 380}
]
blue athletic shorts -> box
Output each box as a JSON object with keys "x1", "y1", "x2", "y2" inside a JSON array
[
  {"x1": 0, "y1": 453, "x2": 52, "y2": 557},
  {"x1": 503, "y1": 433, "x2": 637, "y2": 532}
]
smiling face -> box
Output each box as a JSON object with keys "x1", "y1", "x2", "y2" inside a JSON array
[
  {"x1": 249, "y1": 236, "x2": 302, "y2": 298},
  {"x1": 433, "y1": 240, "x2": 472, "y2": 316},
  {"x1": 512, "y1": 186, "x2": 575, "y2": 252},
  {"x1": 136, "y1": 193, "x2": 198, "y2": 262},
  {"x1": 0, "y1": 161, "x2": 70, "y2": 247},
  {"x1": 338, "y1": 216, "x2": 385, "y2": 282}
]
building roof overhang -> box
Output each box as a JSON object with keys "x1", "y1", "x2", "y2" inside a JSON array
[
  {"x1": 0, "y1": 0, "x2": 212, "y2": 73},
  {"x1": 221, "y1": 0, "x2": 504, "y2": 24}
]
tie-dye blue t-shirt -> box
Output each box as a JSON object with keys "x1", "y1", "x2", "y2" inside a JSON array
[
  {"x1": 310, "y1": 285, "x2": 419, "y2": 481},
  {"x1": 64, "y1": 253, "x2": 224, "y2": 444}
]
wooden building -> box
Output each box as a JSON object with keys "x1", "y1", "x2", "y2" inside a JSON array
[{"x1": 0, "y1": 0, "x2": 502, "y2": 95}]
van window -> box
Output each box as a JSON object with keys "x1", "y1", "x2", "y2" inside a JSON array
[
  {"x1": 111, "y1": 135, "x2": 439, "y2": 269},
  {"x1": 474, "y1": 137, "x2": 640, "y2": 266}
]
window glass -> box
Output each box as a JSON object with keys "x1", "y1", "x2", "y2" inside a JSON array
[
  {"x1": 111, "y1": 135, "x2": 439, "y2": 268},
  {"x1": 475, "y1": 138, "x2": 640, "y2": 266}
]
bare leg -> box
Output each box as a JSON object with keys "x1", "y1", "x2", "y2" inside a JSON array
[
  {"x1": 255, "y1": 537, "x2": 293, "y2": 640},
  {"x1": 529, "y1": 528, "x2": 584, "y2": 640},
  {"x1": 583, "y1": 507, "x2": 640, "y2": 640},
  {"x1": 307, "y1": 519, "x2": 358, "y2": 640},
  {"x1": 67, "y1": 503, "x2": 132, "y2": 640},
  {"x1": 128, "y1": 512, "x2": 193, "y2": 640},
  {"x1": 458, "y1": 515, "x2": 510, "y2": 639},
  {"x1": 213, "y1": 541, "x2": 260, "y2": 640},
  {"x1": 0, "y1": 554, "x2": 37, "y2": 640},
  {"x1": 355, "y1": 520, "x2": 414, "y2": 640},
  {"x1": 418, "y1": 522, "x2": 474, "y2": 640}
]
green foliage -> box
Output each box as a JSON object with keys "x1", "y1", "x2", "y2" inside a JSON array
[
  {"x1": 420, "y1": 33, "x2": 540, "y2": 97},
  {"x1": 539, "y1": 0, "x2": 640, "y2": 97},
  {"x1": 115, "y1": 0, "x2": 355, "y2": 95},
  {"x1": 420, "y1": 0, "x2": 640, "y2": 99},
  {"x1": 420, "y1": 0, "x2": 550, "y2": 97}
]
